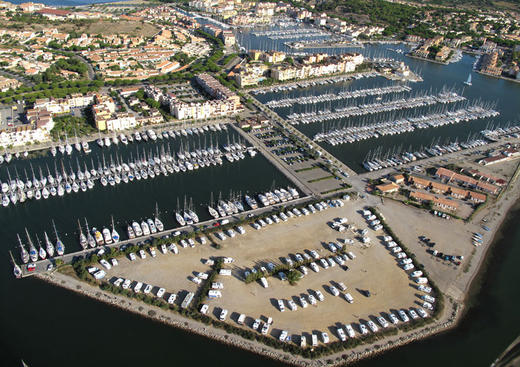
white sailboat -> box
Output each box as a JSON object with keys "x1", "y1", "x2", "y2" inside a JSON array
[
  {"x1": 44, "y1": 231, "x2": 54, "y2": 257},
  {"x1": 111, "y1": 216, "x2": 120, "y2": 243},
  {"x1": 464, "y1": 73, "x2": 472, "y2": 86}
]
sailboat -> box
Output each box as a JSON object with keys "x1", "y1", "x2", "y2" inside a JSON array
[
  {"x1": 154, "y1": 203, "x2": 164, "y2": 232},
  {"x1": 18, "y1": 234, "x2": 29, "y2": 264},
  {"x1": 36, "y1": 234, "x2": 47, "y2": 260},
  {"x1": 25, "y1": 228, "x2": 38, "y2": 262},
  {"x1": 10, "y1": 251, "x2": 22, "y2": 278},
  {"x1": 78, "y1": 220, "x2": 88, "y2": 250},
  {"x1": 85, "y1": 218, "x2": 96, "y2": 248},
  {"x1": 464, "y1": 73, "x2": 472, "y2": 86},
  {"x1": 52, "y1": 220, "x2": 65, "y2": 256},
  {"x1": 111, "y1": 216, "x2": 120, "y2": 243},
  {"x1": 44, "y1": 232, "x2": 54, "y2": 257}
]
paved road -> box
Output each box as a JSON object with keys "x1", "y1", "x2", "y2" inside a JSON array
[
  {"x1": 246, "y1": 92, "x2": 358, "y2": 177},
  {"x1": 230, "y1": 124, "x2": 316, "y2": 197},
  {"x1": 73, "y1": 54, "x2": 95, "y2": 81}
]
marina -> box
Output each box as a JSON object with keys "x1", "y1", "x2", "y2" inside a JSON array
[
  {"x1": 264, "y1": 84, "x2": 412, "y2": 109},
  {"x1": 3, "y1": 15, "x2": 520, "y2": 367},
  {"x1": 285, "y1": 91, "x2": 467, "y2": 125},
  {"x1": 313, "y1": 106, "x2": 499, "y2": 146}
]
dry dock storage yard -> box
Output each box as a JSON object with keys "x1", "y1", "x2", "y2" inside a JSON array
[{"x1": 101, "y1": 199, "x2": 427, "y2": 344}]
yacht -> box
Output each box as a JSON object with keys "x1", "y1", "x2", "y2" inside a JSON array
[
  {"x1": 141, "y1": 221, "x2": 151, "y2": 236},
  {"x1": 92, "y1": 227, "x2": 104, "y2": 246},
  {"x1": 127, "y1": 224, "x2": 136, "y2": 239},
  {"x1": 132, "y1": 221, "x2": 143, "y2": 237},
  {"x1": 102, "y1": 228, "x2": 113, "y2": 244},
  {"x1": 175, "y1": 212, "x2": 186, "y2": 226},
  {"x1": 208, "y1": 206, "x2": 219, "y2": 219},
  {"x1": 147, "y1": 218, "x2": 157, "y2": 234},
  {"x1": 187, "y1": 209, "x2": 199, "y2": 223}
]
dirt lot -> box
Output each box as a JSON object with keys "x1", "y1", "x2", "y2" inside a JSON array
[{"x1": 104, "y1": 200, "x2": 421, "y2": 343}]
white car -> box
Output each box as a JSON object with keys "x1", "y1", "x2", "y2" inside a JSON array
[
  {"x1": 422, "y1": 295, "x2": 436, "y2": 303},
  {"x1": 334, "y1": 256, "x2": 345, "y2": 265},
  {"x1": 396, "y1": 252, "x2": 407, "y2": 259},
  {"x1": 328, "y1": 242, "x2": 337, "y2": 253},
  {"x1": 359, "y1": 323, "x2": 369, "y2": 335},
  {"x1": 347, "y1": 251, "x2": 356, "y2": 259},
  {"x1": 403, "y1": 263, "x2": 415, "y2": 271},
  {"x1": 408, "y1": 309, "x2": 419, "y2": 320},
  {"x1": 392, "y1": 247, "x2": 403, "y2": 253},
  {"x1": 279, "y1": 330, "x2": 288, "y2": 342},
  {"x1": 252, "y1": 319, "x2": 261, "y2": 330},
  {"x1": 261, "y1": 323, "x2": 270, "y2": 335},
  {"x1": 143, "y1": 284, "x2": 153, "y2": 294},
  {"x1": 180, "y1": 239, "x2": 188, "y2": 248},
  {"x1": 309, "y1": 250, "x2": 320, "y2": 259},
  {"x1": 299, "y1": 297, "x2": 308, "y2": 308},
  {"x1": 423, "y1": 302, "x2": 434, "y2": 310},
  {"x1": 367, "y1": 320, "x2": 379, "y2": 332},
  {"x1": 417, "y1": 308, "x2": 428, "y2": 318},
  {"x1": 309, "y1": 262, "x2": 320, "y2": 273},
  {"x1": 167, "y1": 293, "x2": 177, "y2": 304},
  {"x1": 345, "y1": 324, "x2": 355, "y2": 338},
  {"x1": 418, "y1": 285, "x2": 432, "y2": 293},
  {"x1": 272, "y1": 215, "x2": 280, "y2": 223},
  {"x1": 307, "y1": 294, "x2": 317, "y2": 305},
  {"x1": 320, "y1": 258, "x2": 329, "y2": 269},
  {"x1": 200, "y1": 304, "x2": 209, "y2": 314},
  {"x1": 265, "y1": 217, "x2": 273, "y2": 225},
  {"x1": 139, "y1": 250, "x2": 146, "y2": 259},
  {"x1": 377, "y1": 316, "x2": 389, "y2": 328},
  {"x1": 113, "y1": 278, "x2": 123, "y2": 287},
  {"x1": 299, "y1": 266, "x2": 308, "y2": 276},
  {"x1": 110, "y1": 258, "x2": 118, "y2": 267},
  {"x1": 129, "y1": 252, "x2": 137, "y2": 261},
  {"x1": 287, "y1": 300, "x2": 298, "y2": 311},
  {"x1": 389, "y1": 313, "x2": 399, "y2": 324},
  {"x1": 337, "y1": 282, "x2": 347, "y2": 291},
  {"x1": 219, "y1": 309, "x2": 228, "y2": 321},
  {"x1": 284, "y1": 257, "x2": 293, "y2": 267},
  {"x1": 134, "y1": 282, "x2": 143, "y2": 293},
  {"x1": 327, "y1": 258, "x2": 336, "y2": 267},
  {"x1": 122, "y1": 279, "x2": 131, "y2": 289},
  {"x1": 399, "y1": 310, "x2": 410, "y2": 322},
  {"x1": 344, "y1": 293, "x2": 354, "y2": 303},
  {"x1": 399, "y1": 258, "x2": 413, "y2": 265},
  {"x1": 191, "y1": 276, "x2": 202, "y2": 284},
  {"x1": 411, "y1": 270, "x2": 424, "y2": 278},
  {"x1": 329, "y1": 286, "x2": 340, "y2": 297},
  {"x1": 160, "y1": 244, "x2": 167, "y2": 254},
  {"x1": 294, "y1": 253, "x2": 304, "y2": 262},
  {"x1": 236, "y1": 226, "x2": 246, "y2": 234},
  {"x1": 149, "y1": 248, "x2": 157, "y2": 257},
  {"x1": 337, "y1": 327, "x2": 347, "y2": 342},
  {"x1": 99, "y1": 259, "x2": 111, "y2": 270},
  {"x1": 315, "y1": 290, "x2": 325, "y2": 302},
  {"x1": 321, "y1": 332, "x2": 330, "y2": 343},
  {"x1": 278, "y1": 299, "x2": 285, "y2": 312},
  {"x1": 168, "y1": 244, "x2": 179, "y2": 254},
  {"x1": 188, "y1": 238, "x2": 195, "y2": 247},
  {"x1": 156, "y1": 287, "x2": 165, "y2": 298}
]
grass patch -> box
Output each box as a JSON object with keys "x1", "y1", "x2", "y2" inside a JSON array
[
  {"x1": 308, "y1": 175, "x2": 335, "y2": 183},
  {"x1": 294, "y1": 166, "x2": 318, "y2": 173},
  {"x1": 321, "y1": 187, "x2": 346, "y2": 195}
]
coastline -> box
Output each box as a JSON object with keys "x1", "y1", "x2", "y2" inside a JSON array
[{"x1": 29, "y1": 163, "x2": 520, "y2": 366}]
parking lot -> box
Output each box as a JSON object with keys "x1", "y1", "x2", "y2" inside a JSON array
[{"x1": 100, "y1": 199, "x2": 421, "y2": 344}]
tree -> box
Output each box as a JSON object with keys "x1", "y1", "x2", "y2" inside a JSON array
[{"x1": 286, "y1": 269, "x2": 301, "y2": 285}]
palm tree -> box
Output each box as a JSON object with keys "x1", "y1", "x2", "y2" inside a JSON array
[{"x1": 286, "y1": 269, "x2": 301, "y2": 285}]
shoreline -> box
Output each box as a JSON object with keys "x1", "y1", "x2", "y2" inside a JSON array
[{"x1": 29, "y1": 165, "x2": 520, "y2": 366}]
